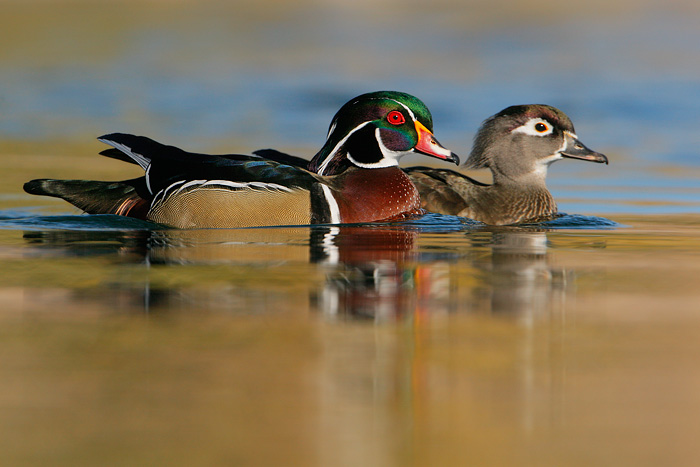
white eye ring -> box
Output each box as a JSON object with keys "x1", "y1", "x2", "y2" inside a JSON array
[{"x1": 512, "y1": 118, "x2": 553, "y2": 137}]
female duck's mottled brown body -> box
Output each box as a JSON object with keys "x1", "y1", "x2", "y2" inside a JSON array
[
  {"x1": 405, "y1": 104, "x2": 608, "y2": 225},
  {"x1": 409, "y1": 170, "x2": 557, "y2": 225}
]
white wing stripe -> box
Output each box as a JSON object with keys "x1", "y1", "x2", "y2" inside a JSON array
[{"x1": 98, "y1": 138, "x2": 151, "y2": 170}]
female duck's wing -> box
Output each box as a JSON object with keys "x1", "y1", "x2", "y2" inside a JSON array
[{"x1": 403, "y1": 166, "x2": 489, "y2": 216}]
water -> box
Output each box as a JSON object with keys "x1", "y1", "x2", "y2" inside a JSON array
[{"x1": 2, "y1": 0, "x2": 700, "y2": 465}]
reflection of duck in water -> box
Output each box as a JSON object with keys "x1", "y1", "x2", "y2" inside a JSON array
[
  {"x1": 19, "y1": 223, "x2": 579, "y2": 319},
  {"x1": 393, "y1": 228, "x2": 569, "y2": 318},
  {"x1": 311, "y1": 226, "x2": 418, "y2": 321},
  {"x1": 142, "y1": 227, "x2": 574, "y2": 320},
  {"x1": 312, "y1": 227, "x2": 578, "y2": 320},
  {"x1": 406, "y1": 105, "x2": 608, "y2": 225},
  {"x1": 477, "y1": 230, "x2": 567, "y2": 316},
  {"x1": 24, "y1": 91, "x2": 457, "y2": 228},
  {"x1": 19, "y1": 222, "x2": 421, "y2": 318}
]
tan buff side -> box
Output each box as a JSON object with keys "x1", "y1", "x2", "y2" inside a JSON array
[{"x1": 148, "y1": 187, "x2": 312, "y2": 229}]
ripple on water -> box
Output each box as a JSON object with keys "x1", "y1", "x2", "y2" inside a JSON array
[
  {"x1": 0, "y1": 211, "x2": 158, "y2": 231},
  {"x1": 0, "y1": 209, "x2": 618, "y2": 233},
  {"x1": 401, "y1": 212, "x2": 619, "y2": 230},
  {"x1": 531, "y1": 213, "x2": 619, "y2": 229}
]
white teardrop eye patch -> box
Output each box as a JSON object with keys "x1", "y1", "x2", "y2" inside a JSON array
[{"x1": 512, "y1": 118, "x2": 554, "y2": 137}]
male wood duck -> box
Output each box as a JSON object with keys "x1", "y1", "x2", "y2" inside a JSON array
[
  {"x1": 24, "y1": 91, "x2": 459, "y2": 229},
  {"x1": 405, "y1": 104, "x2": 608, "y2": 225}
]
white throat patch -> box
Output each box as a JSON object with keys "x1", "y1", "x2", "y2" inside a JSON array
[
  {"x1": 345, "y1": 127, "x2": 403, "y2": 169},
  {"x1": 532, "y1": 129, "x2": 579, "y2": 176}
]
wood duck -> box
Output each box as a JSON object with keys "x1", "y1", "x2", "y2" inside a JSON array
[
  {"x1": 24, "y1": 91, "x2": 459, "y2": 229},
  {"x1": 405, "y1": 104, "x2": 608, "y2": 225}
]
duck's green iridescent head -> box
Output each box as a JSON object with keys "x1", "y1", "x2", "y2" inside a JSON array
[{"x1": 309, "y1": 91, "x2": 459, "y2": 175}]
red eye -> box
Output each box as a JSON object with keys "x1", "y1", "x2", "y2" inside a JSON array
[{"x1": 387, "y1": 110, "x2": 406, "y2": 125}]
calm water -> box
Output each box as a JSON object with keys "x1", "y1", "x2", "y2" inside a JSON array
[{"x1": 2, "y1": 0, "x2": 700, "y2": 465}]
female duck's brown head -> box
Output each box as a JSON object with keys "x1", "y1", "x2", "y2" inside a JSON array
[{"x1": 467, "y1": 104, "x2": 607, "y2": 184}]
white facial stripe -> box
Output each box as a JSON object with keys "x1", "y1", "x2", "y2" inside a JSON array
[
  {"x1": 319, "y1": 97, "x2": 422, "y2": 173},
  {"x1": 388, "y1": 99, "x2": 417, "y2": 122},
  {"x1": 351, "y1": 96, "x2": 418, "y2": 123},
  {"x1": 317, "y1": 121, "x2": 371, "y2": 175},
  {"x1": 320, "y1": 184, "x2": 341, "y2": 224},
  {"x1": 511, "y1": 118, "x2": 554, "y2": 137},
  {"x1": 556, "y1": 133, "x2": 568, "y2": 155},
  {"x1": 326, "y1": 121, "x2": 337, "y2": 139},
  {"x1": 345, "y1": 127, "x2": 403, "y2": 169}
]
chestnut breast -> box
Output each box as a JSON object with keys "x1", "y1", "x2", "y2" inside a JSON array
[{"x1": 332, "y1": 167, "x2": 421, "y2": 223}]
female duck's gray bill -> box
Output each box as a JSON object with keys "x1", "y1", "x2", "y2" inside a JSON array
[{"x1": 561, "y1": 133, "x2": 608, "y2": 164}]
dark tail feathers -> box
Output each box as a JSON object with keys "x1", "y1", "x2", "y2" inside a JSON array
[{"x1": 24, "y1": 178, "x2": 150, "y2": 218}]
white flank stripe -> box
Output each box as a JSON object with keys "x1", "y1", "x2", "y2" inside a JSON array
[
  {"x1": 152, "y1": 180, "x2": 185, "y2": 205},
  {"x1": 153, "y1": 179, "x2": 296, "y2": 206},
  {"x1": 199, "y1": 180, "x2": 294, "y2": 192},
  {"x1": 320, "y1": 184, "x2": 341, "y2": 224},
  {"x1": 174, "y1": 180, "x2": 207, "y2": 195}
]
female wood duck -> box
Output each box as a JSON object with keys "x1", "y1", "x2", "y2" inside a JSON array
[
  {"x1": 405, "y1": 104, "x2": 608, "y2": 225},
  {"x1": 24, "y1": 91, "x2": 459, "y2": 229}
]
